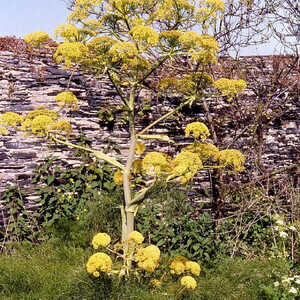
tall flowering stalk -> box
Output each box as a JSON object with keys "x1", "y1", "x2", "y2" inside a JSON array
[{"x1": 0, "y1": 0, "x2": 247, "y2": 263}]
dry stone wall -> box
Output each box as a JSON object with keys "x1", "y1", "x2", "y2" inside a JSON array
[{"x1": 0, "y1": 50, "x2": 299, "y2": 197}]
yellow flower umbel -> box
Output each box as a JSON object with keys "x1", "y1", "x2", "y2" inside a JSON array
[
  {"x1": 182, "y1": 142, "x2": 219, "y2": 163},
  {"x1": 185, "y1": 122, "x2": 210, "y2": 141},
  {"x1": 54, "y1": 42, "x2": 88, "y2": 68},
  {"x1": 54, "y1": 24, "x2": 80, "y2": 42},
  {"x1": 215, "y1": 149, "x2": 245, "y2": 172},
  {"x1": 136, "y1": 141, "x2": 146, "y2": 156},
  {"x1": 24, "y1": 107, "x2": 58, "y2": 121},
  {"x1": 55, "y1": 91, "x2": 78, "y2": 110},
  {"x1": 108, "y1": 42, "x2": 139, "y2": 69},
  {"x1": 113, "y1": 169, "x2": 123, "y2": 186},
  {"x1": 24, "y1": 31, "x2": 50, "y2": 48},
  {"x1": 185, "y1": 261, "x2": 201, "y2": 276},
  {"x1": 86, "y1": 252, "x2": 112, "y2": 276},
  {"x1": 92, "y1": 233, "x2": 111, "y2": 249},
  {"x1": 170, "y1": 151, "x2": 203, "y2": 184},
  {"x1": 213, "y1": 78, "x2": 247, "y2": 101},
  {"x1": 129, "y1": 231, "x2": 144, "y2": 244},
  {"x1": 50, "y1": 120, "x2": 72, "y2": 137},
  {"x1": 170, "y1": 256, "x2": 188, "y2": 275},
  {"x1": 0, "y1": 112, "x2": 23, "y2": 128},
  {"x1": 135, "y1": 245, "x2": 160, "y2": 272},
  {"x1": 131, "y1": 25, "x2": 159, "y2": 49},
  {"x1": 142, "y1": 152, "x2": 170, "y2": 177},
  {"x1": 21, "y1": 115, "x2": 54, "y2": 137},
  {"x1": 180, "y1": 275, "x2": 197, "y2": 289},
  {"x1": 170, "y1": 256, "x2": 201, "y2": 276}
]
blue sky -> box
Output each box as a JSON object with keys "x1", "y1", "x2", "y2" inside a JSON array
[
  {"x1": 0, "y1": 0, "x2": 289, "y2": 56},
  {"x1": 0, "y1": 0, "x2": 69, "y2": 39}
]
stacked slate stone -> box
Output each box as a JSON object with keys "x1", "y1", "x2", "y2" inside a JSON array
[{"x1": 0, "y1": 49, "x2": 299, "y2": 213}]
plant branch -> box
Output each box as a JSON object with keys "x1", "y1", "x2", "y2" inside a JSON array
[
  {"x1": 138, "y1": 97, "x2": 194, "y2": 136},
  {"x1": 50, "y1": 134, "x2": 125, "y2": 170}
]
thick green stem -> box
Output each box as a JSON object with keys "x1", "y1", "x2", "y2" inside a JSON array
[{"x1": 122, "y1": 86, "x2": 137, "y2": 248}]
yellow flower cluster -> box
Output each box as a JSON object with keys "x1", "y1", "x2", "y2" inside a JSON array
[
  {"x1": 108, "y1": 42, "x2": 139, "y2": 69},
  {"x1": 156, "y1": 77, "x2": 181, "y2": 94},
  {"x1": 92, "y1": 233, "x2": 111, "y2": 249},
  {"x1": 86, "y1": 252, "x2": 112, "y2": 276},
  {"x1": 157, "y1": 73, "x2": 214, "y2": 96},
  {"x1": 55, "y1": 91, "x2": 78, "y2": 110},
  {"x1": 185, "y1": 122, "x2": 210, "y2": 140},
  {"x1": 21, "y1": 115, "x2": 54, "y2": 136},
  {"x1": 182, "y1": 142, "x2": 219, "y2": 163},
  {"x1": 24, "y1": 107, "x2": 58, "y2": 121},
  {"x1": 132, "y1": 159, "x2": 143, "y2": 175},
  {"x1": 136, "y1": 141, "x2": 146, "y2": 155},
  {"x1": 159, "y1": 30, "x2": 182, "y2": 48},
  {"x1": 131, "y1": 25, "x2": 159, "y2": 48},
  {"x1": 150, "y1": 279, "x2": 162, "y2": 287},
  {"x1": 197, "y1": 0, "x2": 225, "y2": 23},
  {"x1": 215, "y1": 149, "x2": 245, "y2": 172},
  {"x1": 54, "y1": 24, "x2": 80, "y2": 42},
  {"x1": 24, "y1": 31, "x2": 50, "y2": 48},
  {"x1": 20, "y1": 108, "x2": 72, "y2": 137},
  {"x1": 204, "y1": 0, "x2": 225, "y2": 11},
  {"x1": 129, "y1": 231, "x2": 144, "y2": 244},
  {"x1": 170, "y1": 256, "x2": 188, "y2": 274},
  {"x1": 113, "y1": 169, "x2": 123, "y2": 186},
  {"x1": 185, "y1": 261, "x2": 201, "y2": 276},
  {"x1": 54, "y1": 42, "x2": 88, "y2": 68},
  {"x1": 0, "y1": 127, "x2": 9, "y2": 135},
  {"x1": 171, "y1": 151, "x2": 203, "y2": 184},
  {"x1": 180, "y1": 275, "x2": 197, "y2": 289},
  {"x1": 190, "y1": 34, "x2": 219, "y2": 64},
  {"x1": 50, "y1": 120, "x2": 73, "y2": 137},
  {"x1": 179, "y1": 31, "x2": 203, "y2": 49},
  {"x1": 68, "y1": 0, "x2": 103, "y2": 22},
  {"x1": 135, "y1": 245, "x2": 160, "y2": 272},
  {"x1": 170, "y1": 256, "x2": 201, "y2": 276},
  {"x1": 142, "y1": 152, "x2": 170, "y2": 176},
  {"x1": 213, "y1": 78, "x2": 247, "y2": 100},
  {"x1": 0, "y1": 112, "x2": 23, "y2": 128},
  {"x1": 88, "y1": 36, "x2": 116, "y2": 54}
]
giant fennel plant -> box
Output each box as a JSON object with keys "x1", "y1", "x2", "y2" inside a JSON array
[{"x1": 0, "y1": 0, "x2": 246, "y2": 267}]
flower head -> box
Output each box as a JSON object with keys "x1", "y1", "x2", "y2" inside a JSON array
[
  {"x1": 54, "y1": 42, "x2": 88, "y2": 68},
  {"x1": 213, "y1": 78, "x2": 246, "y2": 100},
  {"x1": 24, "y1": 31, "x2": 50, "y2": 47},
  {"x1": 150, "y1": 279, "x2": 162, "y2": 288},
  {"x1": 113, "y1": 169, "x2": 123, "y2": 186},
  {"x1": 142, "y1": 152, "x2": 170, "y2": 176},
  {"x1": 0, "y1": 112, "x2": 23, "y2": 128},
  {"x1": 185, "y1": 261, "x2": 201, "y2": 276},
  {"x1": 129, "y1": 231, "x2": 144, "y2": 244},
  {"x1": 170, "y1": 151, "x2": 203, "y2": 184},
  {"x1": 86, "y1": 252, "x2": 112, "y2": 274},
  {"x1": 131, "y1": 25, "x2": 159, "y2": 48},
  {"x1": 215, "y1": 149, "x2": 245, "y2": 172},
  {"x1": 136, "y1": 245, "x2": 160, "y2": 272},
  {"x1": 180, "y1": 276, "x2": 197, "y2": 289},
  {"x1": 55, "y1": 91, "x2": 78, "y2": 110},
  {"x1": 182, "y1": 142, "x2": 219, "y2": 163},
  {"x1": 288, "y1": 287, "x2": 298, "y2": 294},
  {"x1": 92, "y1": 233, "x2": 111, "y2": 249},
  {"x1": 279, "y1": 231, "x2": 288, "y2": 239},
  {"x1": 185, "y1": 122, "x2": 210, "y2": 140}
]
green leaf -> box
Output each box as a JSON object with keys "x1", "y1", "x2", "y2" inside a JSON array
[
  {"x1": 192, "y1": 244, "x2": 201, "y2": 251},
  {"x1": 47, "y1": 175, "x2": 55, "y2": 185}
]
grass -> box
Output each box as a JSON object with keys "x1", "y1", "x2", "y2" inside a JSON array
[{"x1": 0, "y1": 237, "x2": 292, "y2": 300}]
